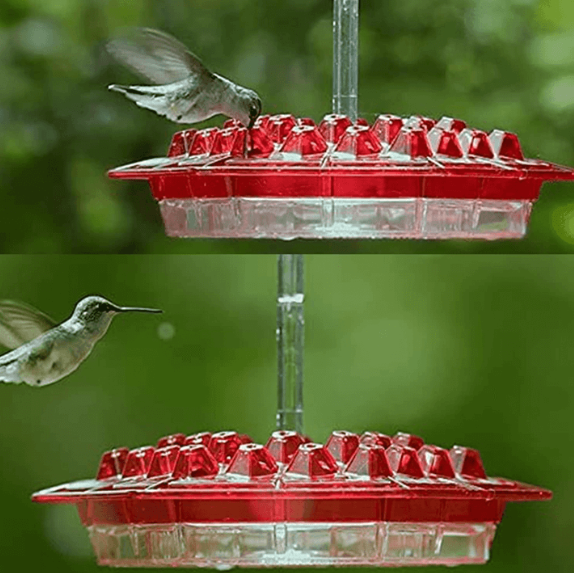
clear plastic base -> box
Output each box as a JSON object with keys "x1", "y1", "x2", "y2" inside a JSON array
[
  {"x1": 159, "y1": 197, "x2": 532, "y2": 240},
  {"x1": 89, "y1": 522, "x2": 495, "y2": 568}
]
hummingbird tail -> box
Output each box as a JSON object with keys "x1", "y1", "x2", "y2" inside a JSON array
[
  {"x1": 108, "y1": 84, "x2": 171, "y2": 117},
  {"x1": 108, "y1": 84, "x2": 129, "y2": 95}
]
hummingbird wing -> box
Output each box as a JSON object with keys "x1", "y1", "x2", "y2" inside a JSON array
[
  {"x1": 0, "y1": 300, "x2": 56, "y2": 350},
  {"x1": 107, "y1": 27, "x2": 214, "y2": 85}
]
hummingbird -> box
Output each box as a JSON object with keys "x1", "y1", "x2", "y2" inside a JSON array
[
  {"x1": 0, "y1": 296, "x2": 162, "y2": 388},
  {"x1": 107, "y1": 27, "x2": 263, "y2": 128}
]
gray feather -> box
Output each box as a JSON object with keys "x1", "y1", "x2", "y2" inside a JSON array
[
  {"x1": 0, "y1": 363, "x2": 22, "y2": 383},
  {"x1": 0, "y1": 342, "x2": 29, "y2": 383},
  {"x1": 107, "y1": 27, "x2": 213, "y2": 85}
]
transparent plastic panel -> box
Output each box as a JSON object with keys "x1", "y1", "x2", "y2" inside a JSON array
[
  {"x1": 88, "y1": 522, "x2": 496, "y2": 568},
  {"x1": 159, "y1": 198, "x2": 532, "y2": 240}
]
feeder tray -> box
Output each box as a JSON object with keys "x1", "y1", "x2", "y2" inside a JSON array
[
  {"x1": 108, "y1": 113, "x2": 574, "y2": 240},
  {"x1": 33, "y1": 429, "x2": 550, "y2": 568}
]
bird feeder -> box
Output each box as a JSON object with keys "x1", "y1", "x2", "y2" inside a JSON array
[
  {"x1": 108, "y1": 2, "x2": 574, "y2": 240},
  {"x1": 33, "y1": 430, "x2": 550, "y2": 568},
  {"x1": 32, "y1": 255, "x2": 552, "y2": 568}
]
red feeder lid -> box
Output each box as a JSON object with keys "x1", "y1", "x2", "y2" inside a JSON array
[{"x1": 34, "y1": 428, "x2": 550, "y2": 518}]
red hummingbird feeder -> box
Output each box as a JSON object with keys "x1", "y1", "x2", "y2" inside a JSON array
[
  {"x1": 109, "y1": 112, "x2": 574, "y2": 239},
  {"x1": 33, "y1": 429, "x2": 550, "y2": 568}
]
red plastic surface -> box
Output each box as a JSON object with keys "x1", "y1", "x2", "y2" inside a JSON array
[
  {"x1": 108, "y1": 114, "x2": 574, "y2": 201},
  {"x1": 33, "y1": 429, "x2": 550, "y2": 526}
]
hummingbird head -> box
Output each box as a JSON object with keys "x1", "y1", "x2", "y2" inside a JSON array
[
  {"x1": 72, "y1": 296, "x2": 162, "y2": 336},
  {"x1": 234, "y1": 89, "x2": 262, "y2": 129}
]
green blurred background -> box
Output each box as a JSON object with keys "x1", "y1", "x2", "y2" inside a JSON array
[
  {"x1": 3, "y1": 0, "x2": 574, "y2": 253},
  {"x1": 0, "y1": 254, "x2": 572, "y2": 572}
]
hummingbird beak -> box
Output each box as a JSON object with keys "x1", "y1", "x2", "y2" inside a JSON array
[{"x1": 116, "y1": 306, "x2": 162, "y2": 314}]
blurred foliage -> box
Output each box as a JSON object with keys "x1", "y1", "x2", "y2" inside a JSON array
[
  {"x1": 2, "y1": 1, "x2": 574, "y2": 252},
  {"x1": 0, "y1": 255, "x2": 573, "y2": 572}
]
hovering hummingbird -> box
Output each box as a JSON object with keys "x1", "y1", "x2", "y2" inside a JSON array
[
  {"x1": 0, "y1": 296, "x2": 161, "y2": 388},
  {"x1": 107, "y1": 27, "x2": 262, "y2": 128}
]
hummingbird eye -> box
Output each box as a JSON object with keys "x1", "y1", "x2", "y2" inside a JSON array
[{"x1": 249, "y1": 98, "x2": 261, "y2": 120}]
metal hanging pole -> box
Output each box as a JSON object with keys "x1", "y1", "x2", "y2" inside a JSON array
[
  {"x1": 276, "y1": 255, "x2": 305, "y2": 435},
  {"x1": 333, "y1": 0, "x2": 359, "y2": 121}
]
